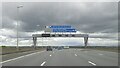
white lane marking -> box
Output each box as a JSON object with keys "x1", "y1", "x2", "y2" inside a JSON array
[
  {"x1": 98, "y1": 53, "x2": 103, "y2": 55},
  {"x1": 50, "y1": 55, "x2": 52, "y2": 56},
  {"x1": 84, "y1": 51, "x2": 88, "y2": 53},
  {"x1": 40, "y1": 61, "x2": 46, "y2": 66},
  {"x1": 75, "y1": 54, "x2": 77, "y2": 56},
  {"x1": 88, "y1": 61, "x2": 96, "y2": 66},
  {"x1": 1, "y1": 51, "x2": 45, "y2": 64},
  {"x1": 79, "y1": 49, "x2": 83, "y2": 51}
]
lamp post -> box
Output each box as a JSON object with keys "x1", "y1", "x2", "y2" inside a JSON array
[
  {"x1": 16, "y1": 5, "x2": 23, "y2": 51},
  {"x1": 36, "y1": 25, "x2": 43, "y2": 48}
]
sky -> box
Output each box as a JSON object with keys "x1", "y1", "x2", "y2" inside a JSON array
[{"x1": 0, "y1": 2, "x2": 119, "y2": 46}]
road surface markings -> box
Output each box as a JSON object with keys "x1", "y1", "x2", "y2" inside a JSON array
[
  {"x1": 88, "y1": 61, "x2": 96, "y2": 66},
  {"x1": 79, "y1": 49, "x2": 83, "y2": 51},
  {"x1": 1, "y1": 55, "x2": 25, "y2": 64},
  {"x1": 1, "y1": 51, "x2": 45, "y2": 64},
  {"x1": 98, "y1": 53, "x2": 103, "y2": 55},
  {"x1": 75, "y1": 54, "x2": 77, "y2": 56},
  {"x1": 84, "y1": 51, "x2": 88, "y2": 53},
  {"x1": 41, "y1": 61, "x2": 46, "y2": 66},
  {"x1": 50, "y1": 55, "x2": 52, "y2": 56}
]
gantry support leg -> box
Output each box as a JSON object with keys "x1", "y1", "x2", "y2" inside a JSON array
[
  {"x1": 33, "y1": 37, "x2": 37, "y2": 49},
  {"x1": 84, "y1": 37, "x2": 88, "y2": 48}
]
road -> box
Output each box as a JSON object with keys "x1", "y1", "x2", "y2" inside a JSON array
[{"x1": 2, "y1": 49, "x2": 118, "y2": 66}]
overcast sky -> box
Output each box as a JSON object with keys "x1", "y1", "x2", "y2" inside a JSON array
[{"x1": 0, "y1": 2, "x2": 119, "y2": 46}]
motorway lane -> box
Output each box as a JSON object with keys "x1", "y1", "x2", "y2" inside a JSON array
[
  {"x1": 75, "y1": 49, "x2": 118, "y2": 66},
  {"x1": 44, "y1": 49, "x2": 91, "y2": 66},
  {"x1": 2, "y1": 49, "x2": 118, "y2": 66}
]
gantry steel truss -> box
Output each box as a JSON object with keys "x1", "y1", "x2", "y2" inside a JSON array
[{"x1": 32, "y1": 33, "x2": 89, "y2": 48}]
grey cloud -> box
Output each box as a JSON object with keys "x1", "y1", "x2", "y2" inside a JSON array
[
  {"x1": 2, "y1": 16, "x2": 15, "y2": 29},
  {"x1": 89, "y1": 33, "x2": 118, "y2": 40},
  {"x1": 2, "y1": 2, "x2": 118, "y2": 33}
]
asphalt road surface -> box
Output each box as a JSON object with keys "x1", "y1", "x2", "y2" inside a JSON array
[{"x1": 1, "y1": 49, "x2": 118, "y2": 66}]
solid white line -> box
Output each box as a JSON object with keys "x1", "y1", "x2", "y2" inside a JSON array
[
  {"x1": 79, "y1": 49, "x2": 83, "y2": 51},
  {"x1": 75, "y1": 54, "x2": 77, "y2": 56},
  {"x1": 50, "y1": 55, "x2": 52, "y2": 56},
  {"x1": 88, "y1": 61, "x2": 96, "y2": 66},
  {"x1": 1, "y1": 51, "x2": 45, "y2": 64},
  {"x1": 40, "y1": 61, "x2": 46, "y2": 66},
  {"x1": 84, "y1": 51, "x2": 88, "y2": 53},
  {"x1": 98, "y1": 53, "x2": 103, "y2": 55}
]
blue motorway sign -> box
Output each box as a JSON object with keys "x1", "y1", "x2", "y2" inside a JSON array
[
  {"x1": 53, "y1": 28, "x2": 76, "y2": 32},
  {"x1": 45, "y1": 25, "x2": 77, "y2": 32},
  {"x1": 49, "y1": 25, "x2": 71, "y2": 28}
]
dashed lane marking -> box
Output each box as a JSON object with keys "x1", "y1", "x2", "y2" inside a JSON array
[
  {"x1": 75, "y1": 54, "x2": 77, "y2": 56},
  {"x1": 40, "y1": 61, "x2": 46, "y2": 66},
  {"x1": 88, "y1": 61, "x2": 96, "y2": 66},
  {"x1": 50, "y1": 55, "x2": 52, "y2": 56}
]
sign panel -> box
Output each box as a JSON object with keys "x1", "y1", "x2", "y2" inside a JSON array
[
  {"x1": 42, "y1": 34, "x2": 50, "y2": 37},
  {"x1": 53, "y1": 28, "x2": 76, "y2": 32},
  {"x1": 49, "y1": 25, "x2": 71, "y2": 28},
  {"x1": 45, "y1": 25, "x2": 77, "y2": 32}
]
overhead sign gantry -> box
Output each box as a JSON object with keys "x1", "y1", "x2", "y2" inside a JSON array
[{"x1": 32, "y1": 25, "x2": 89, "y2": 48}]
